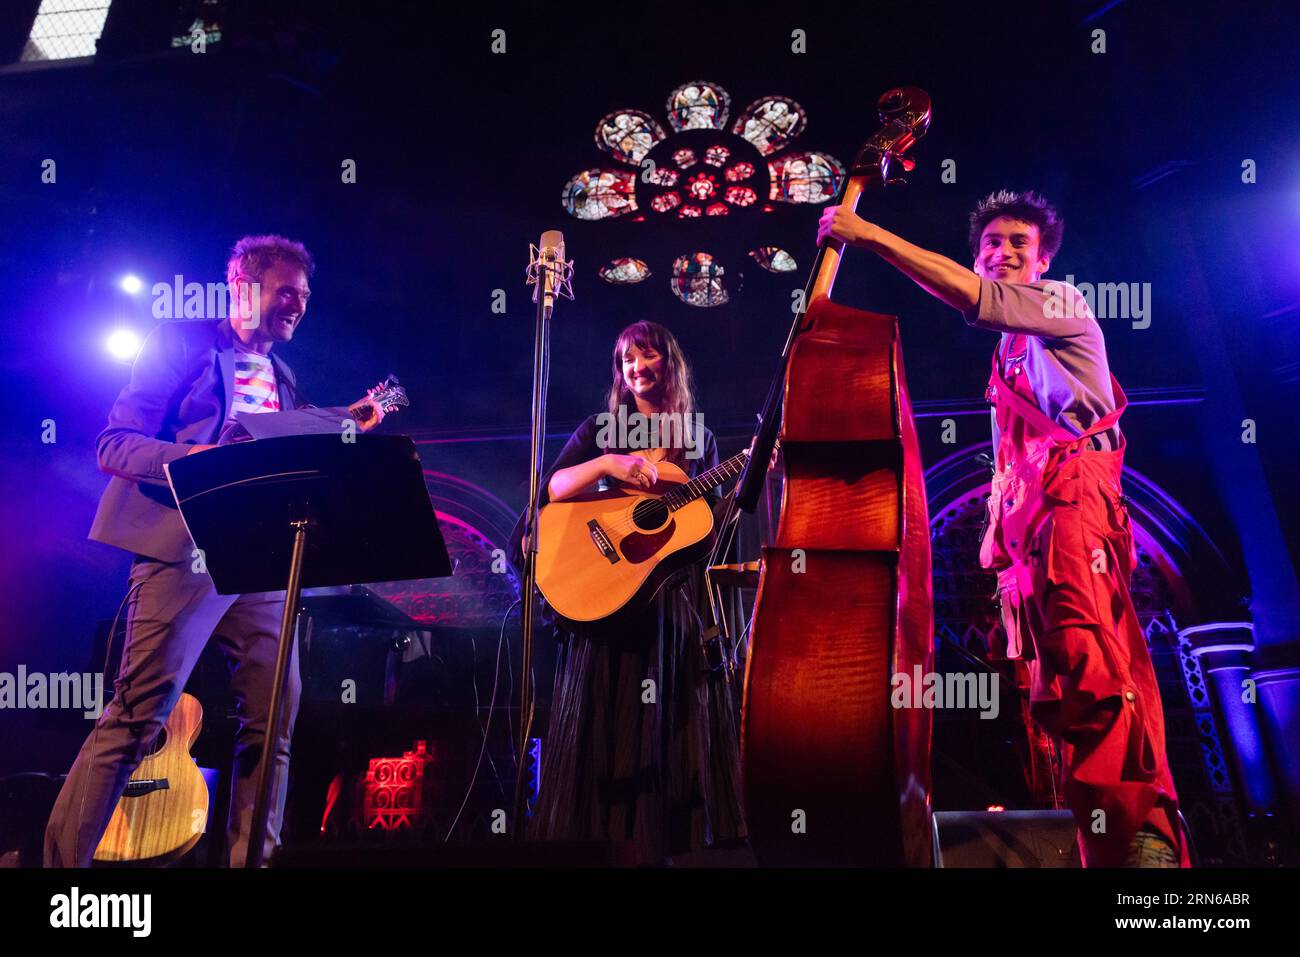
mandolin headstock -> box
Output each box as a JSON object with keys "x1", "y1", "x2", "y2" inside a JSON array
[{"x1": 367, "y1": 374, "x2": 410, "y2": 415}]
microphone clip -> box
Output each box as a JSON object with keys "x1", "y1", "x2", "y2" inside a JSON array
[{"x1": 525, "y1": 244, "x2": 575, "y2": 305}]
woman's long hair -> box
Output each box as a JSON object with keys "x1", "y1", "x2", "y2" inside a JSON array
[{"x1": 606, "y1": 321, "x2": 697, "y2": 464}]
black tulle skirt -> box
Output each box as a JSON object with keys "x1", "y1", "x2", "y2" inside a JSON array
[{"x1": 527, "y1": 568, "x2": 747, "y2": 865}]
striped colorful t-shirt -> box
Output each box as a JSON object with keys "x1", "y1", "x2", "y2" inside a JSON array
[{"x1": 228, "y1": 347, "x2": 281, "y2": 424}]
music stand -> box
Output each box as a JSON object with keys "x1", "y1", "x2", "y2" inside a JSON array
[{"x1": 166, "y1": 433, "x2": 452, "y2": 867}]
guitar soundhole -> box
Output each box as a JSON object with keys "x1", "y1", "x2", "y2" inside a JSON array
[{"x1": 631, "y1": 499, "x2": 670, "y2": 531}]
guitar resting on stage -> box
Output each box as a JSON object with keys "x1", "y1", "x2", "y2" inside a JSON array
[{"x1": 94, "y1": 693, "x2": 207, "y2": 864}]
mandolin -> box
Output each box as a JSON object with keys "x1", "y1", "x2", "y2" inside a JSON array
[
  {"x1": 534, "y1": 449, "x2": 748, "y2": 622},
  {"x1": 348, "y1": 374, "x2": 409, "y2": 426},
  {"x1": 94, "y1": 692, "x2": 209, "y2": 865},
  {"x1": 218, "y1": 374, "x2": 409, "y2": 445}
]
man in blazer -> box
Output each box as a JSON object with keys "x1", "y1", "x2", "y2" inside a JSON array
[{"x1": 46, "y1": 235, "x2": 384, "y2": 867}]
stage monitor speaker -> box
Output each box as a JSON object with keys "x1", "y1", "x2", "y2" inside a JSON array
[{"x1": 932, "y1": 810, "x2": 1081, "y2": 867}]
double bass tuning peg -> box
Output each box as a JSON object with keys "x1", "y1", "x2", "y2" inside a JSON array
[{"x1": 883, "y1": 156, "x2": 914, "y2": 189}]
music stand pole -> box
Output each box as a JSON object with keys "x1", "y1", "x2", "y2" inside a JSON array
[{"x1": 246, "y1": 518, "x2": 309, "y2": 868}]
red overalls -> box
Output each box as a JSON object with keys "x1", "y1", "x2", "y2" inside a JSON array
[{"x1": 981, "y1": 334, "x2": 1189, "y2": 867}]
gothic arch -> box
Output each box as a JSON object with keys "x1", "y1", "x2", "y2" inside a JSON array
[
  {"x1": 364, "y1": 471, "x2": 521, "y2": 630},
  {"x1": 926, "y1": 443, "x2": 1241, "y2": 644}
]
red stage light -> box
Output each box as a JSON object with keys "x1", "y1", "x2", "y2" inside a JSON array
[{"x1": 362, "y1": 741, "x2": 436, "y2": 832}]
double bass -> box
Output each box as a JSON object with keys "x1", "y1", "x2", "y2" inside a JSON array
[{"x1": 739, "y1": 88, "x2": 935, "y2": 866}]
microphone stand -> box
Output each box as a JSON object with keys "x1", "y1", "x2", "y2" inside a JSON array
[{"x1": 514, "y1": 239, "x2": 572, "y2": 837}]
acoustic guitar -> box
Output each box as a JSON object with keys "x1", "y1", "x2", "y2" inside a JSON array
[
  {"x1": 534, "y1": 449, "x2": 748, "y2": 622},
  {"x1": 93, "y1": 692, "x2": 209, "y2": 864}
]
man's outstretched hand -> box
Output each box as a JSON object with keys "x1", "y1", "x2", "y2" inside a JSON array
[{"x1": 817, "y1": 206, "x2": 877, "y2": 249}]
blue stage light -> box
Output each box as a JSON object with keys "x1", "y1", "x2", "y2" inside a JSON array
[
  {"x1": 120, "y1": 274, "x2": 143, "y2": 294},
  {"x1": 105, "y1": 328, "x2": 142, "y2": 362}
]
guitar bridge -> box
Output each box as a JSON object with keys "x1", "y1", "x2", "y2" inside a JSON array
[
  {"x1": 587, "y1": 520, "x2": 619, "y2": 564},
  {"x1": 122, "y1": 779, "x2": 170, "y2": 797}
]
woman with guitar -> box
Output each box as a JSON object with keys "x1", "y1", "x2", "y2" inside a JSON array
[{"x1": 521, "y1": 320, "x2": 746, "y2": 864}]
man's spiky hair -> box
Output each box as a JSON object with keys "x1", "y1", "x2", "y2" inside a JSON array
[
  {"x1": 225, "y1": 234, "x2": 315, "y2": 286},
  {"x1": 967, "y1": 190, "x2": 1064, "y2": 261}
]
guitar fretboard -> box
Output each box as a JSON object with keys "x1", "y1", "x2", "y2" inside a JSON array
[{"x1": 662, "y1": 450, "x2": 749, "y2": 511}]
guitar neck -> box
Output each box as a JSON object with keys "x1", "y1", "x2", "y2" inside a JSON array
[{"x1": 662, "y1": 450, "x2": 749, "y2": 511}]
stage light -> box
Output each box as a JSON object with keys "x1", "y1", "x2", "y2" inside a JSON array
[
  {"x1": 120, "y1": 274, "x2": 143, "y2": 294},
  {"x1": 21, "y1": 1, "x2": 112, "y2": 63},
  {"x1": 105, "y1": 329, "x2": 142, "y2": 362}
]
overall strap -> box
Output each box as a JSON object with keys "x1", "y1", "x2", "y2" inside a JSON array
[{"x1": 992, "y1": 348, "x2": 1127, "y2": 445}]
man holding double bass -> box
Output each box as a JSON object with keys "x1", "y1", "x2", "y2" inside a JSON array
[{"x1": 818, "y1": 189, "x2": 1187, "y2": 868}]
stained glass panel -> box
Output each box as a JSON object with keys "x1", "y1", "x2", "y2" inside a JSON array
[
  {"x1": 704, "y1": 145, "x2": 731, "y2": 167},
  {"x1": 561, "y1": 168, "x2": 638, "y2": 220},
  {"x1": 725, "y1": 185, "x2": 757, "y2": 207},
  {"x1": 750, "y1": 246, "x2": 798, "y2": 272},
  {"x1": 594, "y1": 110, "x2": 668, "y2": 166},
  {"x1": 645, "y1": 166, "x2": 679, "y2": 186},
  {"x1": 666, "y1": 81, "x2": 732, "y2": 132},
  {"x1": 671, "y1": 252, "x2": 732, "y2": 307},
  {"x1": 599, "y1": 258, "x2": 653, "y2": 284},
  {"x1": 767, "y1": 152, "x2": 845, "y2": 204},
  {"x1": 673, "y1": 148, "x2": 698, "y2": 169},
  {"x1": 561, "y1": 82, "x2": 841, "y2": 302},
  {"x1": 725, "y1": 161, "x2": 755, "y2": 182},
  {"x1": 651, "y1": 191, "x2": 681, "y2": 213},
  {"x1": 733, "y1": 96, "x2": 807, "y2": 156},
  {"x1": 686, "y1": 172, "x2": 717, "y2": 200}
]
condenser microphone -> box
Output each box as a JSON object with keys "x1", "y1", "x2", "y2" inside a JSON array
[{"x1": 538, "y1": 229, "x2": 565, "y2": 316}]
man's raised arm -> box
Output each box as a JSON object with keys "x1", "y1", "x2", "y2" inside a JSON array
[{"x1": 818, "y1": 206, "x2": 981, "y2": 313}]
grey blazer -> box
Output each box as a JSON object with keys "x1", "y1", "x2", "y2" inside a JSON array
[{"x1": 88, "y1": 318, "x2": 306, "y2": 562}]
